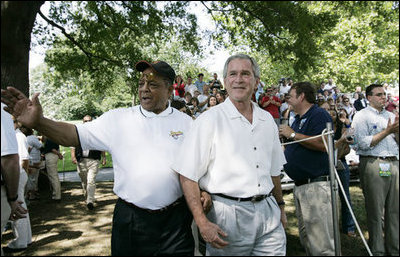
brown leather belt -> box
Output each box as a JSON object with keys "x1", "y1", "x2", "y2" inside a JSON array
[
  {"x1": 360, "y1": 155, "x2": 397, "y2": 161},
  {"x1": 295, "y1": 175, "x2": 330, "y2": 187},
  {"x1": 214, "y1": 192, "x2": 272, "y2": 203},
  {"x1": 120, "y1": 196, "x2": 184, "y2": 214}
]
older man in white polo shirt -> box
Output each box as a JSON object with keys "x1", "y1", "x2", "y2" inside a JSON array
[
  {"x1": 1, "y1": 60, "x2": 203, "y2": 256},
  {"x1": 174, "y1": 54, "x2": 287, "y2": 256}
]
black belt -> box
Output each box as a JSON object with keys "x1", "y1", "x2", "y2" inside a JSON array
[
  {"x1": 360, "y1": 155, "x2": 397, "y2": 161},
  {"x1": 214, "y1": 192, "x2": 272, "y2": 203},
  {"x1": 295, "y1": 175, "x2": 330, "y2": 187},
  {"x1": 120, "y1": 196, "x2": 184, "y2": 214}
]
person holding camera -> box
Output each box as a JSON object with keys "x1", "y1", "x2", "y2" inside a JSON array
[
  {"x1": 279, "y1": 82, "x2": 335, "y2": 255},
  {"x1": 328, "y1": 109, "x2": 357, "y2": 238}
]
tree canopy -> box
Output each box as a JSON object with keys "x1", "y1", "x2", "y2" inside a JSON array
[{"x1": 2, "y1": 1, "x2": 398, "y2": 119}]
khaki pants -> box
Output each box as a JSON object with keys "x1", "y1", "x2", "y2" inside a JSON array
[
  {"x1": 359, "y1": 156, "x2": 399, "y2": 256},
  {"x1": 45, "y1": 153, "x2": 61, "y2": 200},
  {"x1": 294, "y1": 181, "x2": 336, "y2": 256},
  {"x1": 77, "y1": 158, "x2": 100, "y2": 204},
  {"x1": 206, "y1": 195, "x2": 286, "y2": 256}
]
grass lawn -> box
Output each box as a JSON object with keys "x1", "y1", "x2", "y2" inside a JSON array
[
  {"x1": 57, "y1": 146, "x2": 113, "y2": 172},
  {"x1": 50, "y1": 120, "x2": 114, "y2": 172}
]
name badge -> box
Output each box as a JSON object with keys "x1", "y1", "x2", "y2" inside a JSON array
[{"x1": 379, "y1": 162, "x2": 391, "y2": 177}]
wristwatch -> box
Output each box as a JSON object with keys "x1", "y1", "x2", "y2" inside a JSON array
[{"x1": 289, "y1": 132, "x2": 296, "y2": 140}]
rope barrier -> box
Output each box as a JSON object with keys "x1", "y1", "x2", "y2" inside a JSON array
[{"x1": 281, "y1": 128, "x2": 373, "y2": 256}]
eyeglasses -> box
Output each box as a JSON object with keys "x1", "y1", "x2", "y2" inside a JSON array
[{"x1": 83, "y1": 120, "x2": 91, "y2": 123}]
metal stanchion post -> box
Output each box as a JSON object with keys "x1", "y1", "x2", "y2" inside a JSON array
[{"x1": 326, "y1": 122, "x2": 341, "y2": 255}]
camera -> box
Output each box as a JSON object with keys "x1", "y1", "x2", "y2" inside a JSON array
[{"x1": 346, "y1": 135, "x2": 354, "y2": 141}]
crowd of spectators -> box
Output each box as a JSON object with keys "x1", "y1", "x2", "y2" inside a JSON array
[{"x1": 171, "y1": 74, "x2": 399, "y2": 125}]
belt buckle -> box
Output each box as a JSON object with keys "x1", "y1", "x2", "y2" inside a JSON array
[{"x1": 251, "y1": 195, "x2": 264, "y2": 203}]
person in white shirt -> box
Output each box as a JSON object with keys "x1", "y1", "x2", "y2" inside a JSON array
[
  {"x1": 184, "y1": 76, "x2": 197, "y2": 97},
  {"x1": 23, "y1": 128, "x2": 43, "y2": 201},
  {"x1": 1, "y1": 60, "x2": 211, "y2": 256},
  {"x1": 174, "y1": 54, "x2": 287, "y2": 256},
  {"x1": 4, "y1": 120, "x2": 32, "y2": 252},
  {"x1": 1, "y1": 103, "x2": 28, "y2": 255},
  {"x1": 279, "y1": 78, "x2": 291, "y2": 97},
  {"x1": 352, "y1": 84, "x2": 399, "y2": 256}
]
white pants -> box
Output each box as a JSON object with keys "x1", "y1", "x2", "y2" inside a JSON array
[
  {"x1": 206, "y1": 195, "x2": 286, "y2": 256},
  {"x1": 1, "y1": 185, "x2": 11, "y2": 256},
  {"x1": 77, "y1": 158, "x2": 100, "y2": 204},
  {"x1": 8, "y1": 171, "x2": 32, "y2": 249},
  {"x1": 45, "y1": 153, "x2": 61, "y2": 200}
]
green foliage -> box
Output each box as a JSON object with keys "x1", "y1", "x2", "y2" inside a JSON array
[
  {"x1": 30, "y1": 1, "x2": 398, "y2": 118},
  {"x1": 206, "y1": 1, "x2": 398, "y2": 90},
  {"x1": 307, "y1": 1, "x2": 399, "y2": 91}
]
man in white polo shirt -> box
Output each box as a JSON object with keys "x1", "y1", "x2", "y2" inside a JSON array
[
  {"x1": 1, "y1": 60, "x2": 206, "y2": 256},
  {"x1": 174, "y1": 54, "x2": 287, "y2": 256}
]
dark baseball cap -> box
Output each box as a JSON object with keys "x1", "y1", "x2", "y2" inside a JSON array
[{"x1": 135, "y1": 60, "x2": 176, "y2": 84}]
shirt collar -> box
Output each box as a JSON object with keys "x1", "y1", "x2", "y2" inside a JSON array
[
  {"x1": 223, "y1": 97, "x2": 266, "y2": 121},
  {"x1": 296, "y1": 104, "x2": 317, "y2": 120},
  {"x1": 366, "y1": 105, "x2": 386, "y2": 115},
  {"x1": 139, "y1": 102, "x2": 173, "y2": 118}
]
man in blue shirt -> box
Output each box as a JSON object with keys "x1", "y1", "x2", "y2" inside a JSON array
[
  {"x1": 194, "y1": 73, "x2": 207, "y2": 94},
  {"x1": 279, "y1": 82, "x2": 334, "y2": 256}
]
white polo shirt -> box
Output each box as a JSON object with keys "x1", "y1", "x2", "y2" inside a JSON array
[
  {"x1": 76, "y1": 104, "x2": 193, "y2": 210},
  {"x1": 172, "y1": 97, "x2": 286, "y2": 198}
]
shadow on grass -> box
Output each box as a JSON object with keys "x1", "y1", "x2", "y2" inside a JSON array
[
  {"x1": 2, "y1": 183, "x2": 369, "y2": 256},
  {"x1": 2, "y1": 181, "x2": 117, "y2": 256}
]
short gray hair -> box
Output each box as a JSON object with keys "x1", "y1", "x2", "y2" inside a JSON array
[{"x1": 223, "y1": 54, "x2": 260, "y2": 79}]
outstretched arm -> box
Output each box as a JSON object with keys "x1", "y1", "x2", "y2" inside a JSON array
[{"x1": 1, "y1": 87, "x2": 79, "y2": 147}]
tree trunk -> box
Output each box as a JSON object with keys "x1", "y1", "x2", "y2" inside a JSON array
[{"x1": 1, "y1": 1, "x2": 44, "y2": 96}]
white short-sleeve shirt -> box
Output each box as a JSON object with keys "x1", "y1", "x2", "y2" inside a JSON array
[
  {"x1": 76, "y1": 104, "x2": 193, "y2": 210},
  {"x1": 1, "y1": 103, "x2": 18, "y2": 157},
  {"x1": 172, "y1": 97, "x2": 286, "y2": 198},
  {"x1": 15, "y1": 129, "x2": 29, "y2": 162}
]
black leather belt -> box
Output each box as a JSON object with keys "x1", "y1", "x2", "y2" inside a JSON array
[
  {"x1": 120, "y1": 196, "x2": 184, "y2": 214},
  {"x1": 360, "y1": 155, "x2": 397, "y2": 161},
  {"x1": 295, "y1": 175, "x2": 330, "y2": 187},
  {"x1": 214, "y1": 192, "x2": 272, "y2": 203}
]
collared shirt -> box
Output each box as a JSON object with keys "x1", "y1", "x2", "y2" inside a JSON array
[
  {"x1": 284, "y1": 105, "x2": 332, "y2": 181},
  {"x1": 173, "y1": 97, "x2": 286, "y2": 198},
  {"x1": 352, "y1": 106, "x2": 398, "y2": 158},
  {"x1": 76, "y1": 104, "x2": 193, "y2": 210}
]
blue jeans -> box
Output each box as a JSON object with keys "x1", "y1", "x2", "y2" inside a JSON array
[{"x1": 337, "y1": 159, "x2": 356, "y2": 233}]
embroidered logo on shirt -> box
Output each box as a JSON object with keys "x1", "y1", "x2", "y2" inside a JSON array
[{"x1": 170, "y1": 131, "x2": 184, "y2": 140}]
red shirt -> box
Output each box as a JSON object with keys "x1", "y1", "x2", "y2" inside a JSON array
[
  {"x1": 173, "y1": 83, "x2": 185, "y2": 97},
  {"x1": 260, "y1": 95, "x2": 281, "y2": 118}
]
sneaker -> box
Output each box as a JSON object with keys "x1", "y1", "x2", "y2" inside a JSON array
[{"x1": 87, "y1": 203, "x2": 94, "y2": 210}]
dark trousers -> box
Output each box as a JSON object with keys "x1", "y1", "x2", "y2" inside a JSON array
[
  {"x1": 111, "y1": 198, "x2": 194, "y2": 256},
  {"x1": 337, "y1": 159, "x2": 356, "y2": 233}
]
